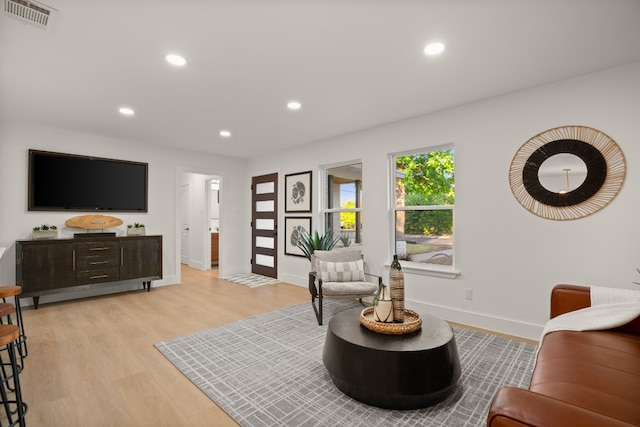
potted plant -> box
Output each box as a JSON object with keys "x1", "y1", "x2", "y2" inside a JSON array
[
  {"x1": 32, "y1": 224, "x2": 58, "y2": 240},
  {"x1": 295, "y1": 229, "x2": 340, "y2": 261},
  {"x1": 339, "y1": 234, "x2": 352, "y2": 248},
  {"x1": 127, "y1": 223, "x2": 146, "y2": 236}
]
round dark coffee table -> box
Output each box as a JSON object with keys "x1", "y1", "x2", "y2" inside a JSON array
[{"x1": 323, "y1": 307, "x2": 461, "y2": 409}]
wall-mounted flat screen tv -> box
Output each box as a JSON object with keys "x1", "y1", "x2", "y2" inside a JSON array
[{"x1": 28, "y1": 150, "x2": 148, "y2": 212}]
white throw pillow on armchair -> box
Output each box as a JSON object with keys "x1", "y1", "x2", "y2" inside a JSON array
[{"x1": 318, "y1": 259, "x2": 365, "y2": 282}]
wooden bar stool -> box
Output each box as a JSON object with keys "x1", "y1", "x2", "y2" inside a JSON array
[
  {"x1": 0, "y1": 325, "x2": 27, "y2": 427},
  {"x1": 0, "y1": 287, "x2": 26, "y2": 361},
  {"x1": 0, "y1": 303, "x2": 22, "y2": 389},
  {"x1": 0, "y1": 304, "x2": 15, "y2": 323}
]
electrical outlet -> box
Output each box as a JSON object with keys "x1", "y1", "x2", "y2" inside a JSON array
[{"x1": 465, "y1": 288, "x2": 473, "y2": 300}]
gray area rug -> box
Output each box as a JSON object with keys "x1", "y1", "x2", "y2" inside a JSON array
[{"x1": 155, "y1": 300, "x2": 536, "y2": 427}]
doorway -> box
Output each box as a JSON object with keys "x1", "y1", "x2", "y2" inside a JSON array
[
  {"x1": 208, "y1": 178, "x2": 220, "y2": 268},
  {"x1": 179, "y1": 172, "x2": 222, "y2": 272}
]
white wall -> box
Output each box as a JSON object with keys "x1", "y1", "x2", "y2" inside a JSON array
[
  {"x1": 247, "y1": 62, "x2": 640, "y2": 340},
  {"x1": 1, "y1": 63, "x2": 637, "y2": 337},
  {"x1": 0, "y1": 124, "x2": 249, "y2": 304}
]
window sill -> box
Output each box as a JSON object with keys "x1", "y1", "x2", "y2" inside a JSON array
[{"x1": 387, "y1": 261, "x2": 461, "y2": 279}]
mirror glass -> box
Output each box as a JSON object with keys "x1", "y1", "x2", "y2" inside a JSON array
[{"x1": 538, "y1": 153, "x2": 588, "y2": 194}]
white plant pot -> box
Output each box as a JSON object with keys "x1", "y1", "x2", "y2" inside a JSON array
[
  {"x1": 127, "y1": 227, "x2": 146, "y2": 236},
  {"x1": 32, "y1": 230, "x2": 57, "y2": 240}
]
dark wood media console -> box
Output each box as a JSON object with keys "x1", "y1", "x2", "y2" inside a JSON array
[{"x1": 16, "y1": 235, "x2": 162, "y2": 308}]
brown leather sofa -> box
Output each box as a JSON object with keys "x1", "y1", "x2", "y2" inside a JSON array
[{"x1": 487, "y1": 284, "x2": 640, "y2": 427}]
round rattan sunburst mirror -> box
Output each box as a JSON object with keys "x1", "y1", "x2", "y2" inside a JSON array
[{"x1": 509, "y1": 125, "x2": 625, "y2": 220}]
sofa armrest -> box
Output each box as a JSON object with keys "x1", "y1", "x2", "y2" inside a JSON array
[
  {"x1": 550, "y1": 284, "x2": 591, "y2": 318},
  {"x1": 487, "y1": 387, "x2": 635, "y2": 427},
  {"x1": 550, "y1": 284, "x2": 640, "y2": 335}
]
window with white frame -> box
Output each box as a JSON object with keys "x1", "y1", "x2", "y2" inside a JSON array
[
  {"x1": 322, "y1": 162, "x2": 362, "y2": 248},
  {"x1": 392, "y1": 146, "x2": 454, "y2": 267}
]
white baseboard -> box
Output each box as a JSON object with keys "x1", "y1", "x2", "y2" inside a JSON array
[
  {"x1": 406, "y1": 299, "x2": 543, "y2": 342},
  {"x1": 280, "y1": 273, "x2": 307, "y2": 287},
  {"x1": 277, "y1": 273, "x2": 542, "y2": 341},
  {"x1": 188, "y1": 260, "x2": 207, "y2": 270}
]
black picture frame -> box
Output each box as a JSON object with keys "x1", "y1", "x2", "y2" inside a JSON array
[
  {"x1": 285, "y1": 171, "x2": 312, "y2": 213},
  {"x1": 285, "y1": 216, "x2": 311, "y2": 257}
]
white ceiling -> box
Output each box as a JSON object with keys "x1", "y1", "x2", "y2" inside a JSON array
[{"x1": 2, "y1": 0, "x2": 640, "y2": 159}]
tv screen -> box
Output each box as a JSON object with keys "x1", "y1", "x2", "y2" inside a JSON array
[{"x1": 28, "y1": 150, "x2": 148, "y2": 212}]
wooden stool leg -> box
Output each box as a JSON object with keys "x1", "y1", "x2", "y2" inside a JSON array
[
  {"x1": 0, "y1": 326, "x2": 27, "y2": 427},
  {"x1": 13, "y1": 297, "x2": 26, "y2": 360},
  {"x1": 9, "y1": 341, "x2": 26, "y2": 427},
  {"x1": 0, "y1": 296, "x2": 26, "y2": 361},
  {"x1": 0, "y1": 304, "x2": 22, "y2": 390},
  {"x1": 0, "y1": 352, "x2": 13, "y2": 424}
]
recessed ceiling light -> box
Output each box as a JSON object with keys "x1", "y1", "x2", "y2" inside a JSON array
[
  {"x1": 287, "y1": 101, "x2": 302, "y2": 111},
  {"x1": 119, "y1": 107, "x2": 135, "y2": 116},
  {"x1": 165, "y1": 54, "x2": 187, "y2": 66},
  {"x1": 219, "y1": 130, "x2": 231, "y2": 138},
  {"x1": 423, "y1": 42, "x2": 445, "y2": 56}
]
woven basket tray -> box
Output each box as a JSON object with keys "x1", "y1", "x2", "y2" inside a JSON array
[{"x1": 359, "y1": 307, "x2": 422, "y2": 335}]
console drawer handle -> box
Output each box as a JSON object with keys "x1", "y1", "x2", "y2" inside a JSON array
[
  {"x1": 89, "y1": 274, "x2": 109, "y2": 280},
  {"x1": 89, "y1": 247, "x2": 110, "y2": 251},
  {"x1": 90, "y1": 261, "x2": 110, "y2": 265}
]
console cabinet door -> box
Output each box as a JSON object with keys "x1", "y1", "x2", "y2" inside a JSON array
[
  {"x1": 120, "y1": 237, "x2": 161, "y2": 280},
  {"x1": 18, "y1": 242, "x2": 76, "y2": 292}
]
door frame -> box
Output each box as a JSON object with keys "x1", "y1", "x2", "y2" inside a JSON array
[
  {"x1": 206, "y1": 176, "x2": 222, "y2": 268},
  {"x1": 176, "y1": 167, "x2": 225, "y2": 280},
  {"x1": 180, "y1": 183, "x2": 190, "y2": 265}
]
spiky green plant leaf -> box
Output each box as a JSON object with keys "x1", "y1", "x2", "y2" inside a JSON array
[{"x1": 295, "y1": 229, "x2": 340, "y2": 261}]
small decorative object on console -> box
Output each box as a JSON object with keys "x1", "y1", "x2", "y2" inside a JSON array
[
  {"x1": 127, "y1": 223, "x2": 146, "y2": 235},
  {"x1": 65, "y1": 214, "x2": 123, "y2": 229},
  {"x1": 32, "y1": 224, "x2": 58, "y2": 240}
]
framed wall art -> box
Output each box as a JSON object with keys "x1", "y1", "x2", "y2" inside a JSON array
[
  {"x1": 285, "y1": 216, "x2": 311, "y2": 257},
  {"x1": 285, "y1": 171, "x2": 312, "y2": 213}
]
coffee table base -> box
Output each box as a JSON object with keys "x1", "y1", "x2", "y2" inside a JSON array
[{"x1": 327, "y1": 373, "x2": 458, "y2": 410}]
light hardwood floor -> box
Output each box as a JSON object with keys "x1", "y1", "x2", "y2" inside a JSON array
[
  {"x1": 16, "y1": 266, "x2": 537, "y2": 427},
  {"x1": 19, "y1": 266, "x2": 309, "y2": 427}
]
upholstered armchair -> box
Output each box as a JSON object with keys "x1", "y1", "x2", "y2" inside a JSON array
[{"x1": 308, "y1": 249, "x2": 381, "y2": 325}]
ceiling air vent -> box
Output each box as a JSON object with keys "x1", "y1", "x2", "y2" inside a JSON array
[{"x1": 4, "y1": 0, "x2": 57, "y2": 32}]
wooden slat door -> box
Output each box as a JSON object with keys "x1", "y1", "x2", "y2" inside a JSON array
[{"x1": 251, "y1": 173, "x2": 278, "y2": 278}]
